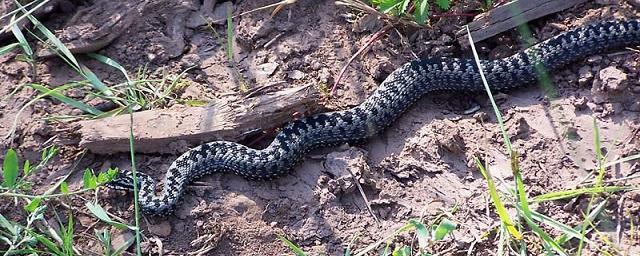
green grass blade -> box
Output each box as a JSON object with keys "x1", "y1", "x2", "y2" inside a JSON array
[
  {"x1": 413, "y1": 0, "x2": 429, "y2": 25},
  {"x1": 79, "y1": 63, "x2": 113, "y2": 96},
  {"x1": 10, "y1": 14, "x2": 33, "y2": 57},
  {"x1": 31, "y1": 232, "x2": 64, "y2": 255},
  {"x1": 433, "y1": 218, "x2": 456, "y2": 241},
  {"x1": 0, "y1": 214, "x2": 17, "y2": 235},
  {"x1": 523, "y1": 207, "x2": 595, "y2": 246},
  {"x1": 0, "y1": 0, "x2": 48, "y2": 34},
  {"x1": 408, "y1": 219, "x2": 429, "y2": 249},
  {"x1": 85, "y1": 202, "x2": 134, "y2": 230},
  {"x1": 14, "y1": 1, "x2": 113, "y2": 96},
  {"x1": 0, "y1": 43, "x2": 20, "y2": 56},
  {"x1": 435, "y1": 0, "x2": 451, "y2": 9},
  {"x1": 593, "y1": 119, "x2": 605, "y2": 186},
  {"x1": 522, "y1": 214, "x2": 568, "y2": 255},
  {"x1": 555, "y1": 201, "x2": 607, "y2": 245},
  {"x1": 533, "y1": 186, "x2": 632, "y2": 202},
  {"x1": 82, "y1": 169, "x2": 97, "y2": 189},
  {"x1": 27, "y1": 83, "x2": 104, "y2": 116},
  {"x1": 2, "y1": 149, "x2": 19, "y2": 188},
  {"x1": 278, "y1": 235, "x2": 307, "y2": 256},
  {"x1": 604, "y1": 153, "x2": 640, "y2": 168},
  {"x1": 24, "y1": 197, "x2": 42, "y2": 213},
  {"x1": 474, "y1": 158, "x2": 522, "y2": 240},
  {"x1": 465, "y1": 25, "x2": 512, "y2": 152},
  {"x1": 87, "y1": 53, "x2": 131, "y2": 82}
]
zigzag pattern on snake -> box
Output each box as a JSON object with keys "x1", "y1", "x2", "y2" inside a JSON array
[{"x1": 107, "y1": 19, "x2": 640, "y2": 215}]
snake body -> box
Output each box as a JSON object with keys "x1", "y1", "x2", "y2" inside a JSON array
[{"x1": 108, "y1": 20, "x2": 640, "y2": 215}]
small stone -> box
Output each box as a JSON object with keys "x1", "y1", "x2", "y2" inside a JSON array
[
  {"x1": 256, "y1": 62, "x2": 279, "y2": 79},
  {"x1": 188, "y1": 1, "x2": 233, "y2": 27},
  {"x1": 226, "y1": 194, "x2": 257, "y2": 215},
  {"x1": 598, "y1": 66, "x2": 628, "y2": 91},
  {"x1": 438, "y1": 34, "x2": 453, "y2": 44},
  {"x1": 586, "y1": 55, "x2": 603, "y2": 63},
  {"x1": 578, "y1": 66, "x2": 593, "y2": 86},
  {"x1": 287, "y1": 70, "x2": 305, "y2": 80},
  {"x1": 111, "y1": 229, "x2": 134, "y2": 252},
  {"x1": 352, "y1": 14, "x2": 382, "y2": 33},
  {"x1": 571, "y1": 96, "x2": 588, "y2": 111},
  {"x1": 473, "y1": 112, "x2": 489, "y2": 122},
  {"x1": 67, "y1": 88, "x2": 85, "y2": 98},
  {"x1": 148, "y1": 220, "x2": 172, "y2": 237},
  {"x1": 322, "y1": 148, "x2": 371, "y2": 194},
  {"x1": 509, "y1": 117, "x2": 533, "y2": 140},
  {"x1": 371, "y1": 62, "x2": 395, "y2": 81},
  {"x1": 180, "y1": 53, "x2": 201, "y2": 68},
  {"x1": 431, "y1": 45, "x2": 454, "y2": 55},
  {"x1": 309, "y1": 60, "x2": 322, "y2": 71},
  {"x1": 318, "y1": 68, "x2": 331, "y2": 84},
  {"x1": 30, "y1": 121, "x2": 53, "y2": 136}
]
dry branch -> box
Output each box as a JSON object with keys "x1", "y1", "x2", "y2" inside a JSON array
[
  {"x1": 77, "y1": 85, "x2": 319, "y2": 154},
  {"x1": 456, "y1": 0, "x2": 589, "y2": 46}
]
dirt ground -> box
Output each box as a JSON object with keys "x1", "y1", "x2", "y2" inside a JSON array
[{"x1": 1, "y1": 0, "x2": 640, "y2": 255}]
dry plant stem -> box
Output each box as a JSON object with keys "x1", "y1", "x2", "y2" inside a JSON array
[
  {"x1": 345, "y1": 167, "x2": 380, "y2": 224},
  {"x1": 616, "y1": 195, "x2": 625, "y2": 244},
  {"x1": 331, "y1": 23, "x2": 393, "y2": 95},
  {"x1": 431, "y1": 12, "x2": 477, "y2": 18},
  {"x1": 209, "y1": 0, "x2": 297, "y2": 24}
]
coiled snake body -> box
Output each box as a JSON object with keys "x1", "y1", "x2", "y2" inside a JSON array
[{"x1": 108, "y1": 20, "x2": 640, "y2": 215}]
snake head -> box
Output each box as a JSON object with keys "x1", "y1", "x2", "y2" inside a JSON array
[{"x1": 105, "y1": 169, "x2": 149, "y2": 191}]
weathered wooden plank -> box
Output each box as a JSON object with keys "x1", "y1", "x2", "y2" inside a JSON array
[
  {"x1": 77, "y1": 85, "x2": 319, "y2": 154},
  {"x1": 456, "y1": 0, "x2": 589, "y2": 46}
]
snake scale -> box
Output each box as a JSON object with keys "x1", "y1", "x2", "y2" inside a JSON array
[{"x1": 107, "y1": 19, "x2": 640, "y2": 215}]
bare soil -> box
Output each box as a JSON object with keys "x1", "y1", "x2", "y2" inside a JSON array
[{"x1": 1, "y1": 0, "x2": 640, "y2": 255}]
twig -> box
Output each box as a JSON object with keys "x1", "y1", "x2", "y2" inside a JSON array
[
  {"x1": 331, "y1": 24, "x2": 393, "y2": 95},
  {"x1": 616, "y1": 195, "x2": 625, "y2": 245},
  {"x1": 431, "y1": 12, "x2": 477, "y2": 18},
  {"x1": 345, "y1": 166, "x2": 380, "y2": 224},
  {"x1": 208, "y1": 0, "x2": 297, "y2": 24}
]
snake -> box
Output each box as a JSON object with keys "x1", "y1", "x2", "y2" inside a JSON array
[{"x1": 107, "y1": 19, "x2": 640, "y2": 215}]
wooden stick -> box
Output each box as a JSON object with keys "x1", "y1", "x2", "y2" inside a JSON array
[
  {"x1": 76, "y1": 84, "x2": 319, "y2": 154},
  {"x1": 456, "y1": 0, "x2": 589, "y2": 46}
]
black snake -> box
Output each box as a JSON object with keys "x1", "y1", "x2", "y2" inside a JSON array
[{"x1": 107, "y1": 19, "x2": 640, "y2": 215}]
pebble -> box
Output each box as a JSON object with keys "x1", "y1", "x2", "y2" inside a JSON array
[
  {"x1": 473, "y1": 112, "x2": 489, "y2": 122},
  {"x1": 598, "y1": 66, "x2": 628, "y2": 91},
  {"x1": 509, "y1": 117, "x2": 533, "y2": 140},
  {"x1": 148, "y1": 220, "x2": 172, "y2": 237},
  {"x1": 578, "y1": 66, "x2": 593, "y2": 86},
  {"x1": 288, "y1": 70, "x2": 306, "y2": 80},
  {"x1": 352, "y1": 14, "x2": 382, "y2": 33},
  {"x1": 111, "y1": 229, "x2": 134, "y2": 251},
  {"x1": 255, "y1": 62, "x2": 279, "y2": 80},
  {"x1": 586, "y1": 55, "x2": 603, "y2": 63},
  {"x1": 438, "y1": 34, "x2": 453, "y2": 44},
  {"x1": 226, "y1": 194, "x2": 257, "y2": 215},
  {"x1": 180, "y1": 53, "x2": 201, "y2": 68},
  {"x1": 570, "y1": 96, "x2": 588, "y2": 111}
]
